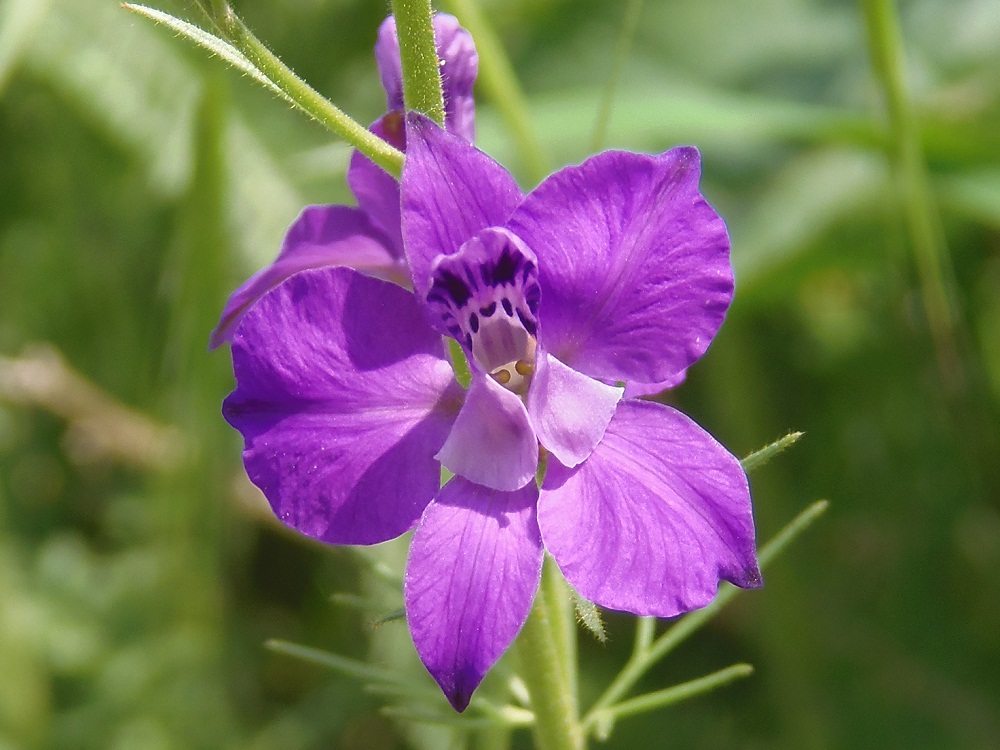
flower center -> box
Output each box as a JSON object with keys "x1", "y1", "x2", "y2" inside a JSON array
[{"x1": 426, "y1": 228, "x2": 540, "y2": 394}]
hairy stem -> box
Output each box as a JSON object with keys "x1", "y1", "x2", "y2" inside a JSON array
[
  {"x1": 390, "y1": 0, "x2": 446, "y2": 125},
  {"x1": 516, "y1": 558, "x2": 584, "y2": 750}
]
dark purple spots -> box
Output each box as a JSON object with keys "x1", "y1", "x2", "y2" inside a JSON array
[
  {"x1": 501, "y1": 299, "x2": 514, "y2": 317},
  {"x1": 517, "y1": 310, "x2": 537, "y2": 336},
  {"x1": 488, "y1": 246, "x2": 520, "y2": 287},
  {"x1": 469, "y1": 313, "x2": 480, "y2": 333},
  {"x1": 480, "y1": 302, "x2": 496, "y2": 317},
  {"x1": 434, "y1": 269, "x2": 472, "y2": 307}
]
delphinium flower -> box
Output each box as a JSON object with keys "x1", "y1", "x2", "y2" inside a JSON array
[
  {"x1": 222, "y1": 111, "x2": 761, "y2": 711},
  {"x1": 209, "y1": 14, "x2": 477, "y2": 347}
]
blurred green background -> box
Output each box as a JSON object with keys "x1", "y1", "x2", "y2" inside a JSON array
[{"x1": 1, "y1": 0, "x2": 998, "y2": 748}]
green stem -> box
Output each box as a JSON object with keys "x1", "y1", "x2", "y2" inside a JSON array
[
  {"x1": 859, "y1": 0, "x2": 961, "y2": 387},
  {"x1": 542, "y1": 556, "x2": 578, "y2": 701},
  {"x1": 516, "y1": 558, "x2": 584, "y2": 750},
  {"x1": 583, "y1": 501, "x2": 828, "y2": 727},
  {"x1": 632, "y1": 617, "x2": 655, "y2": 658},
  {"x1": 211, "y1": 6, "x2": 404, "y2": 177},
  {"x1": 390, "y1": 0, "x2": 446, "y2": 125},
  {"x1": 443, "y1": 0, "x2": 550, "y2": 184}
]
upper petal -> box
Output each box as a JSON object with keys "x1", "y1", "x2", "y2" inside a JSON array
[
  {"x1": 210, "y1": 205, "x2": 403, "y2": 348},
  {"x1": 506, "y1": 147, "x2": 733, "y2": 386},
  {"x1": 539, "y1": 400, "x2": 760, "y2": 618},
  {"x1": 224, "y1": 267, "x2": 463, "y2": 545},
  {"x1": 526, "y1": 352, "x2": 623, "y2": 468},
  {"x1": 375, "y1": 14, "x2": 478, "y2": 142},
  {"x1": 402, "y1": 114, "x2": 524, "y2": 298},
  {"x1": 347, "y1": 112, "x2": 407, "y2": 254},
  {"x1": 405, "y1": 477, "x2": 542, "y2": 712},
  {"x1": 435, "y1": 374, "x2": 538, "y2": 492}
]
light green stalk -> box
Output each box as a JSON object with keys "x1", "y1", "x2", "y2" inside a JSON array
[
  {"x1": 516, "y1": 558, "x2": 584, "y2": 750},
  {"x1": 390, "y1": 0, "x2": 446, "y2": 124}
]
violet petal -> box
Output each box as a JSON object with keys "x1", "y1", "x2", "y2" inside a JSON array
[
  {"x1": 405, "y1": 477, "x2": 542, "y2": 712},
  {"x1": 224, "y1": 267, "x2": 463, "y2": 545},
  {"x1": 402, "y1": 114, "x2": 523, "y2": 298},
  {"x1": 539, "y1": 400, "x2": 760, "y2": 617},
  {"x1": 526, "y1": 352, "x2": 623, "y2": 468},
  {"x1": 210, "y1": 205, "x2": 402, "y2": 348},
  {"x1": 436, "y1": 374, "x2": 538, "y2": 492},
  {"x1": 507, "y1": 147, "x2": 733, "y2": 387}
]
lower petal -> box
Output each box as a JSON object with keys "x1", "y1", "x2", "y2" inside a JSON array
[
  {"x1": 436, "y1": 375, "x2": 538, "y2": 491},
  {"x1": 211, "y1": 205, "x2": 403, "y2": 348},
  {"x1": 405, "y1": 478, "x2": 543, "y2": 711},
  {"x1": 527, "y1": 352, "x2": 623, "y2": 468},
  {"x1": 539, "y1": 400, "x2": 760, "y2": 618},
  {"x1": 225, "y1": 268, "x2": 463, "y2": 545}
]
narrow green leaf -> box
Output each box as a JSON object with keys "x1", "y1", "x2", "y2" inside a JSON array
[
  {"x1": 588, "y1": 663, "x2": 754, "y2": 739},
  {"x1": 122, "y1": 4, "x2": 288, "y2": 102},
  {"x1": 741, "y1": 431, "x2": 804, "y2": 473},
  {"x1": 370, "y1": 607, "x2": 407, "y2": 627}
]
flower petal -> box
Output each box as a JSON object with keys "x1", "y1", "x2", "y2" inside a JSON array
[
  {"x1": 436, "y1": 374, "x2": 538, "y2": 492},
  {"x1": 210, "y1": 205, "x2": 403, "y2": 348},
  {"x1": 527, "y1": 352, "x2": 622, "y2": 468},
  {"x1": 539, "y1": 400, "x2": 760, "y2": 617},
  {"x1": 506, "y1": 147, "x2": 733, "y2": 386},
  {"x1": 402, "y1": 114, "x2": 523, "y2": 297},
  {"x1": 347, "y1": 112, "x2": 406, "y2": 254},
  {"x1": 375, "y1": 14, "x2": 478, "y2": 141},
  {"x1": 405, "y1": 477, "x2": 542, "y2": 712},
  {"x1": 623, "y1": 371, "x2": 687, "y2": 399},
  {"x1": 224, "y1": 267, "x2": 463, "y2": 545}
]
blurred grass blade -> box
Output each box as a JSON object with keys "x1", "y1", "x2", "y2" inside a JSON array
[
  {"x1": 587, "y1": 663, "x2": 754, "y2": 740},
  {"x1": 265, "y1": 639, "x2": 413, "y2": 687},
  {"x1": 122, "y1": 4, "x2": 289, "y2": 103},
  {"x1": 0, "y1": 0, "x2": 53, "y2": 94},
  {"x1": 741, "y1": 431, "x2": 804, "y2": 473},
  {"x1": 591, "y1": 0, "x2": 643, "y2": 152}
]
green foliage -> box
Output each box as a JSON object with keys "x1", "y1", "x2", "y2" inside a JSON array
[{"x1": 1, "y1": 0, "x2": 999, "y2": 748}]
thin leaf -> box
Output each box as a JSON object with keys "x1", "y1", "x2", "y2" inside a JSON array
[
  {"x1": 122, "y1": 4, "x2": 289, "y2": 103},
  {"x1": 370, "y1": 607, "x2": 407, "y2": 627},
  {"x1": 741, "y1": 431, "x2": 804, "y2": 473},
  {"x1": 588, "y1": 663, "x2": 754, "y2": 740}
]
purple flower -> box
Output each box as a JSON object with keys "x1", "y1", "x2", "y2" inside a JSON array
[
  {"x1": 209, "y1": 14, "x2": 477, "y2": 348},
  {"x1": 223, "y1": 114, "x2": 761, "y2": 712}
]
